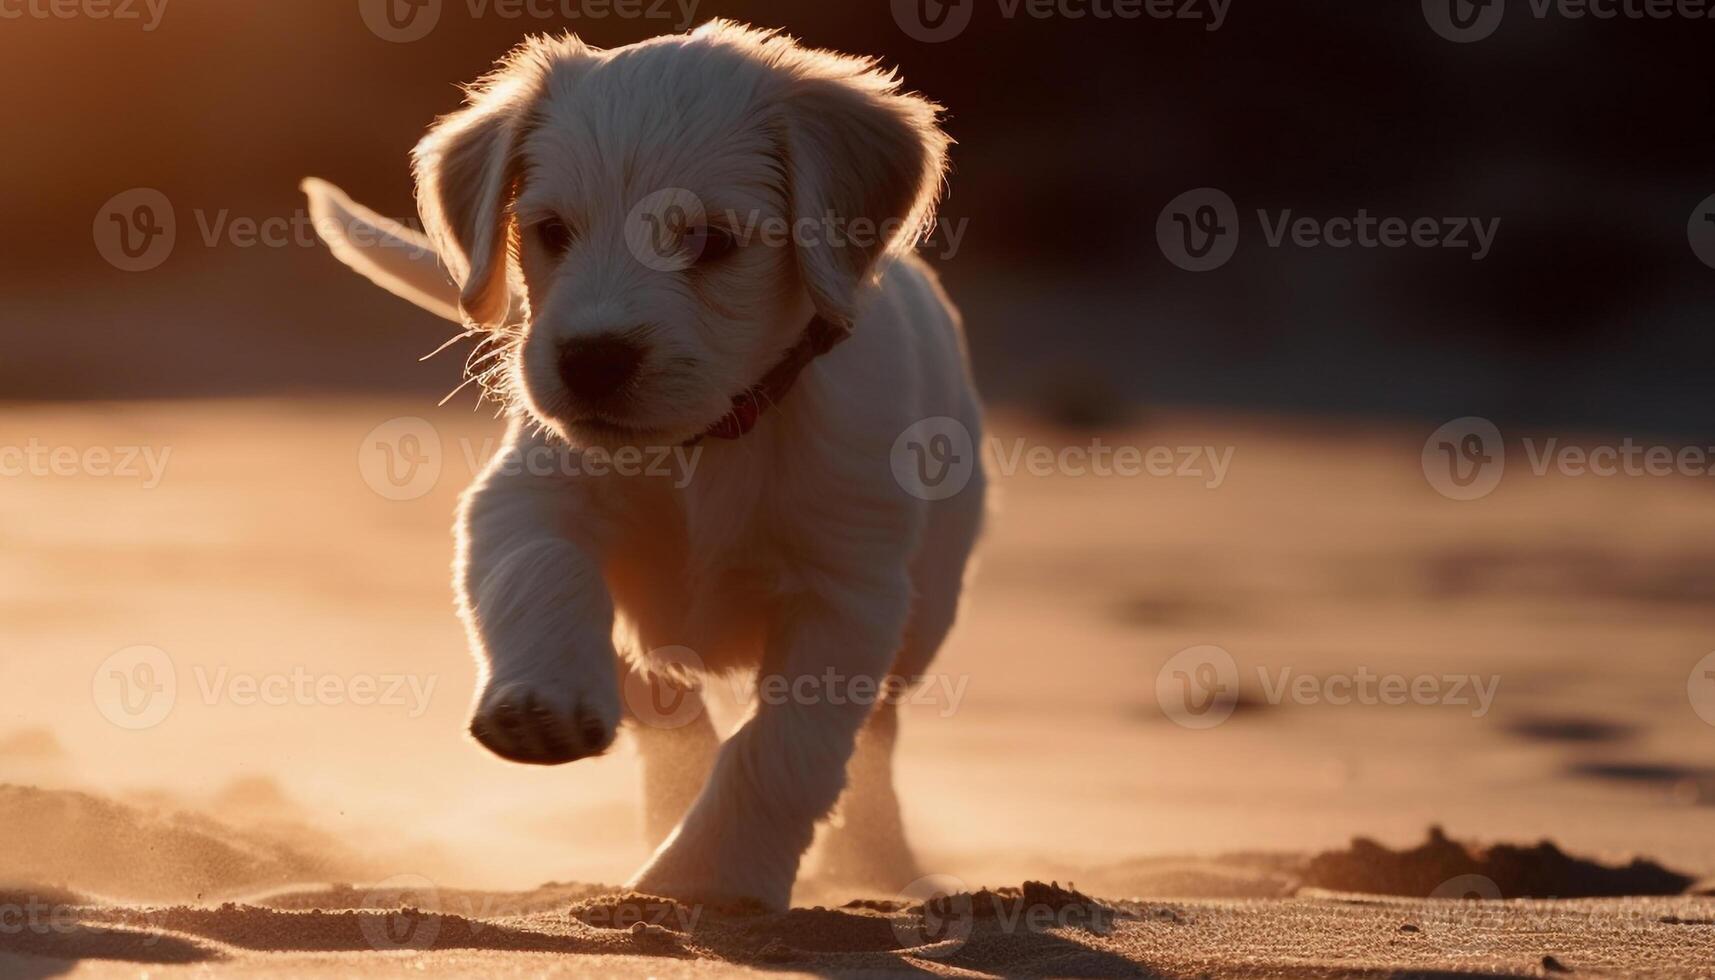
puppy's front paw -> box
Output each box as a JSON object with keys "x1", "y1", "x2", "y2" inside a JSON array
[{"x1": 469, "y1": 679, "x2": 617, "y2": 766}]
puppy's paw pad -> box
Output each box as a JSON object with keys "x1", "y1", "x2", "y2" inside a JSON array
[{"x1": 470, "y1": 682, "x2": 615, "y2": 765}]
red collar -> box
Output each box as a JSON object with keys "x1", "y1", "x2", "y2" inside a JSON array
[{"x1": 692, "y1": 316, "x2": 850, "y2": 443}]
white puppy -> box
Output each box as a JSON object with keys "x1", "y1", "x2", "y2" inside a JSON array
[{"x1": 304, "y1": 21, "x2": 986, "y2": 910}]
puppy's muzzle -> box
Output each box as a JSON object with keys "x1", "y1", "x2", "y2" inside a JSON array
[{"x1": 558, "y1": 333, "x2": 645, "y2": 407}]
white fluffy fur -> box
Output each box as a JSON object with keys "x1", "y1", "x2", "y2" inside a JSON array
[{"x1": 305, "y1": 21, "x2": 986, "y2": 909}]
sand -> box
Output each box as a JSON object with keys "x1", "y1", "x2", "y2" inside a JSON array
[
  {"x1": 3, "y1": 399, "x2": 1714, "y2": 977},
  {"x1": 2, "y1": 866, "x2": 1713, "y2": 977}
]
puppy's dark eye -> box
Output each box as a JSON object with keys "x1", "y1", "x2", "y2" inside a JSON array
[
  {"x1": 689, "y1": 226, "x2": 737, "y2": 265},
  {"x1": 533, "y1": 216, "x2": 575, "y2": 257}
]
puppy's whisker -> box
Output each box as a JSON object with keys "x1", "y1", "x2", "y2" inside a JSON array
[
  {"x1": 420, "y1": 328, "x2": 485, "y2": 363},
  {"x1": 438, "y1": 372, "x2": 490, "y2": 407}
]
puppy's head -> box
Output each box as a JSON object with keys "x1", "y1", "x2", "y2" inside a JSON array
[{"x1": 413, "y1": 22, "x2": 949, "y2": 448}]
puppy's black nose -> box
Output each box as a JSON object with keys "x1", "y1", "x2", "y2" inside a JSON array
[{"x1": 558, "y1": 333, "x2": 644, "y2": 405}]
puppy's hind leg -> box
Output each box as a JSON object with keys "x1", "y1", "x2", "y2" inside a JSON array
[
  {"x1": 817, "y1": 468, "x2": 986, "y2": 892},
  {"x1": 814, "y1": 698, "x2": 923, "y2": 892},
  {"x1": 622, "y1": 665, "x2": 721, "y2": 849},
  {"x1": 629, "y1": 590, "x2": 912, "y2": 910}
]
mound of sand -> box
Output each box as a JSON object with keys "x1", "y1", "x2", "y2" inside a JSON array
[
  {"x1": 0, "y1": 784, "x2": 380, "y2": 903},
  {"x1": 1300, "y1": 826, "x2": 1695, "y2": 898}
]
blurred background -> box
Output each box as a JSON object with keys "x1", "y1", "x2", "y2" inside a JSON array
[
  {"x1": 5, "y1": 0, "x2": 1714, "y2": 430},
  {"x1": 2, "y1": 0, "x2": 1714, "y2": 907}
]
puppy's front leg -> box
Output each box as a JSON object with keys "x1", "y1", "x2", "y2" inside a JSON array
[
  {"x1": 459, "y1": 421, "x2": 620, "y2": 764},
  {"x1": 629, "y1": 587, "x2": 910, "y2": 909}
]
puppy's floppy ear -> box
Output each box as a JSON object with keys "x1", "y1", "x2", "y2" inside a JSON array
[
  {"x1": 412, "y1": 37, "x2": 573, "y2": 326},
  {"x1": 780, "y1": 56, "x2": 950, "y2": 330}
]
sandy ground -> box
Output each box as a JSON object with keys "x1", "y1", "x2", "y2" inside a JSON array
[{"x1": 2, "y1": 399, "x2": 1713, "y2": 977}]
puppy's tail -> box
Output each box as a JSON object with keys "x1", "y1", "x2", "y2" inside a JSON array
[{"x1": 300, "y1": 177, "x2": 463, "y2": 323}]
